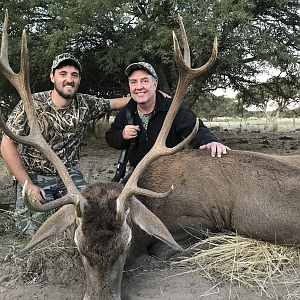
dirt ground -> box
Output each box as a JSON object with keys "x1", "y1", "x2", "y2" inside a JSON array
[{"x1": 2, "y1": 128, "x2": 300, "y2": 300}]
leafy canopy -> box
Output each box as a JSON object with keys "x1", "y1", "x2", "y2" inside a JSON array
[{"x1": 0, "y1": 0, "x2": 300, "y2": 116}]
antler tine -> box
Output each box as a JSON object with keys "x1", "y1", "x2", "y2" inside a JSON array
[
  {"x1": 22, "y1": 181, "x2": 81, "y2": 211},
  {"x1": 0, "y1": 10, "x2": 13, "y2": 73},
  {"x1": 0, "y1": 11, "x2": 86, "y2": 213},
  {"x1": 116, "y1": 15, "x2": 217, "y2": 219},
  {"x1": 0, "y1": 10, "x2": 30, "y2": 93},
  {"x1": 156, "y1": 15, "x2": 217, "y2": 147},
  {"x1": 178, "y1": 13, "x2": 191, "y2": 68},
  {"x1": 172, "y1": 15, "x2": 217, "y2": 100}
]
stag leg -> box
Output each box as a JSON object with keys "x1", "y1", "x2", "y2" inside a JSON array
[{"x1": 149, "y1": 217, "x2": 219, "y2": 260}]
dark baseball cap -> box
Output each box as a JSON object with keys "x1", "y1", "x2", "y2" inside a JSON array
[
  {"x1": 125, "y1": 62, "x2": 158, "y2": 79},
  {"x1": 51, "y1": 53, "x2": 82, "y2": 74}
]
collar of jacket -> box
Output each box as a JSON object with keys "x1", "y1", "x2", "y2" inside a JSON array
[{"x1": 126, "y1": 90, "x2": 170, "y2": 114}]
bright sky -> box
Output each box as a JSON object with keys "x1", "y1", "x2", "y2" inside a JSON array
[{"x1": 214, "y1": 87, "x2": 237, "y2": 98}]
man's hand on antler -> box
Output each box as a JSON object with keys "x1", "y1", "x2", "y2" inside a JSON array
[
  {"x1": 26, "y1": 182, "x2": 46, "y2": 204},
  {"x1": 199, "y1": 142, "x2": 231, "y2": 158}
]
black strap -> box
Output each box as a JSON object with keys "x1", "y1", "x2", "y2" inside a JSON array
[
  {"x1": 111, "y1": 108, "x2": 135, "y2": 182},
  {"x1": 13, "y1": 176, "x2": 18, "y2": 204},
  {"x1": 126, "y1": 108, "x2": 135, "y2": 148}
]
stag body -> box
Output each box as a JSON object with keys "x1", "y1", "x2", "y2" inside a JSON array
[
  {"x1": 79, "y1": 148, "x2": 300, "y2": 260},
  {"x1": 138, "y1": 150, "x2": 300, "y2": 247},
  {"x1": 46, "y1": 148, "x2": 300, "y2": 299}
]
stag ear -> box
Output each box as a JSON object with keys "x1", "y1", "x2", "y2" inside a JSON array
[
  {"x1": 130, "y1": 197, "x2": 183, "y2": 252},
  {"x1": 18, "y1": 205, "x2": 76, "y2": 256}
]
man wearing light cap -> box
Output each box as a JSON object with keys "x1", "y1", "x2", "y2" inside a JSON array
[
  {"x1": 1, "y1": 53, "x2": 130, "y2": 235},
  {"x1": 105, "y1": 62, "x2": 231, "y2": 180}
]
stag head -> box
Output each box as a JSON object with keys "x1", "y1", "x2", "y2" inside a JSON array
[{"x1": 0, "y1": 10, "x2": 217, "y2": 300}]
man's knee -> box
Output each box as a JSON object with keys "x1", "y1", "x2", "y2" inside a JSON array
[{"x1": 14, "y1": 205, "x2": 49, "y2": 236}]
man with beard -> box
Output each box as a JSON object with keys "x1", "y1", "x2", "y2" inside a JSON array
[{"x1": 0, "y1": 53, "x2": 131, "y2": 235}]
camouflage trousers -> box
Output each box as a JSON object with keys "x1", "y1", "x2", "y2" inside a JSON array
[{"x1": 15, "y1": 166, "x2": 87, "y2": 236}]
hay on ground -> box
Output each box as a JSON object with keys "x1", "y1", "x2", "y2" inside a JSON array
[{"x1": 172, "y1": 233, "x2": 300, "y2": 297}]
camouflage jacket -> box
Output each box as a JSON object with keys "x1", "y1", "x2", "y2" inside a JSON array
[{"x1": 6, "y1": 91, "x2": 110, "y2": 176}]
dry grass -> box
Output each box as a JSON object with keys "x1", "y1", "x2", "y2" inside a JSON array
[
  {"x1": 20, "y1": 226, "x2": 83, "y2": 282},
  {"x1": 3, "y1": 209, "x2": 300, "y2": 298},
  {"x1": 1, "y1": 223, "x2": 83, "y2": 286},
  {"x1": 172, "y1": 232, "x2": 300, "y2": 298}
]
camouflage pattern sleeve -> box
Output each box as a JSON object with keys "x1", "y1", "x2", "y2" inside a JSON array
[
  {"x1": 79, "y1": 94, "x2": 110, "y2": 121},
  {"x1": 5, "y1": 100, "x2": 29, "y2": 137}
]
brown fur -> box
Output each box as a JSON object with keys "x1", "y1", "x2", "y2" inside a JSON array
[
  {"x1": 21, "y1": 147, "x2": 300, "y2": 300},
  {"x1": 138, "y1": 149, "x2": 300, "y2": 245},
  {"x1": 73, "y1": 148, "x2": 300, "y2": 269}
]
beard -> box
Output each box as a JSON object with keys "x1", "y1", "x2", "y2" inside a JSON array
[{"x1": 54, "y1": 83, "x2": 78, "y2": 100}]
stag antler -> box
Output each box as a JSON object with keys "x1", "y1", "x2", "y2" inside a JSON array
[
  {"x1": 0, "y1": 10, "x2": 86, "y2": 214},
  {"x1": 116, "y1": 14, "x2": 217, "y2": 220}
]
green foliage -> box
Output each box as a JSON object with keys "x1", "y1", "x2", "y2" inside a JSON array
[
  {"x1": 193, "y1": 93, "x2": 238, "y2": 120},
  {"x1": 1, "y1": 0, "x2": 300, "y2": 118}
]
